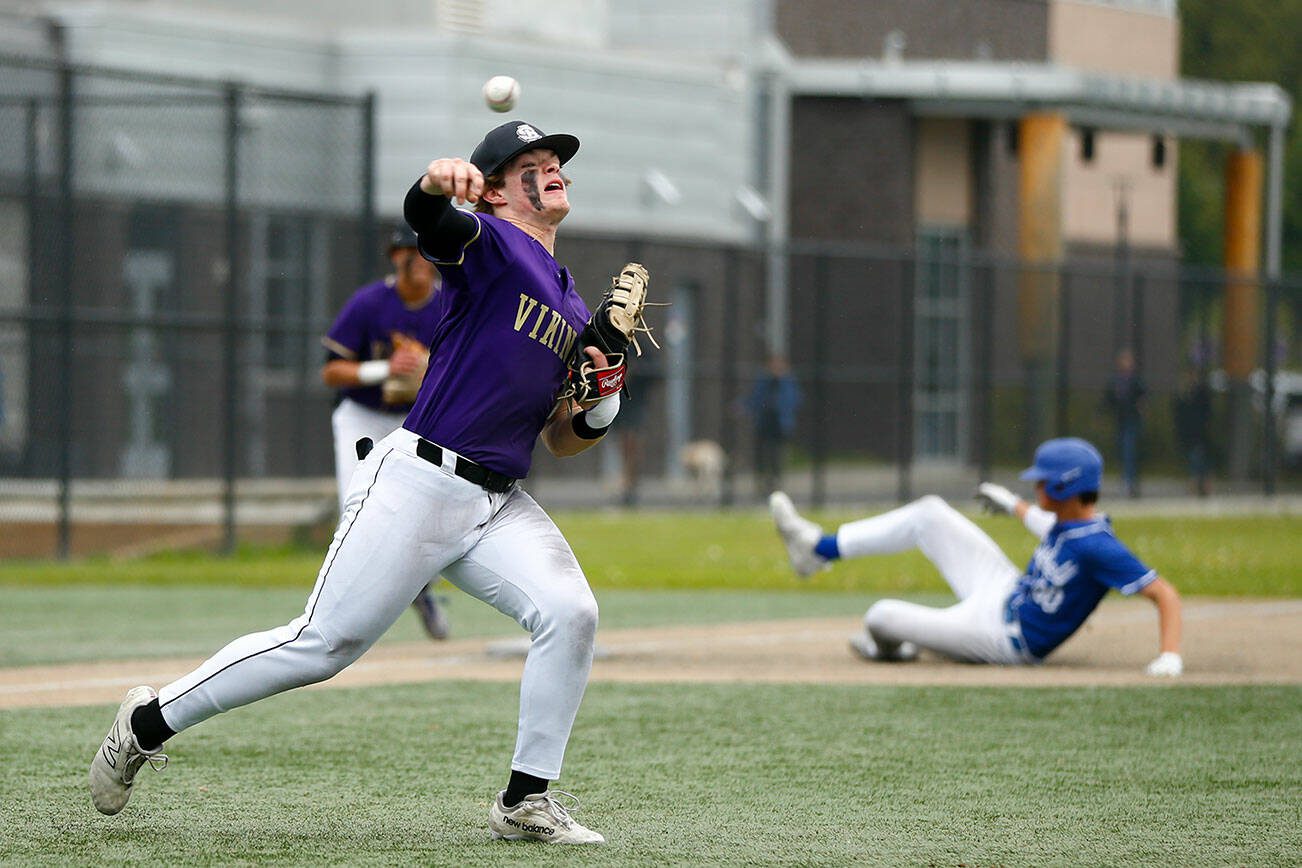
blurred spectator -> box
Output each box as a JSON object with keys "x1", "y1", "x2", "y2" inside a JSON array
[
  {"x1": 746, "y1": 354, "x2": 800, "y2": 497},
  {"x1": 1103, "y1": 348, "x2": 1146, "y2": 498},
  {"x1": 1173, "y1": 367, "x2": 1213, "y2": 497}
]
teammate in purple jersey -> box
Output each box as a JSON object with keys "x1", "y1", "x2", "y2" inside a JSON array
[
  {"x1": 90, "y1": 121, "x2": 623, "y2": 845},
  {"x1": 321, "y1": 225, "x2": 450, "y2": 641},
  {"x1": 771, "y1": 438, "x2": 1184, "y2": 675}
]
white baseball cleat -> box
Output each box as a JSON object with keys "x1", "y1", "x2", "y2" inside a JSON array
[
  {"x1": 412, "y1": 588, "x2": 450, "y2": 641},
  {"x1": 849, "y1": 632, "x2": 919, "y2": 663},
  {"x1": 768, "y1": 491, "x2": 830, "y2": 578},
  {"x1": 1145, "y1": 651, "x2": 1183, "y2": 677},
  {"x1": 489, "y1": 790, "x2": 605, "y2": 845},
  {"x1": 89, "y1": 686, "x2": 168, "y2": 816}
]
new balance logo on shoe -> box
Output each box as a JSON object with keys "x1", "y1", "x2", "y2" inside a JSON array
[
  {"x1": 488, "y1": 789, "x2": 604, "y2": 845},
  {"x1": 502, "y1": 816, "x2": 556, "y2": 836},
  {"x1": 101, "y1": 732, "x2": 121, "y2": 769}
]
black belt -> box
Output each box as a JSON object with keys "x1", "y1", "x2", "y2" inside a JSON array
[{"x1": 415, "y1": 438, "x2": 516, "y2": 494}]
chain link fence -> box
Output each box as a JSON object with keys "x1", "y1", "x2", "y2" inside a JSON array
[
  {"x1": 0, "y1": 56, "x2": 1296, "y2": 560},
  {"x1": 0, "y1": 55, "x2": 374, "y2": 557},
  {"x1": 525, "y1": 236, "x2": 1299, "y2": 514}
]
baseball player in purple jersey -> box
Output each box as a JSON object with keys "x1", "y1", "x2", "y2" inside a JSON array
[
  {"x1": 771, "y1": 438, "x2": 1184, "y2": 674},
  {"x1": 321, "y1": 225, "x2": 449, "y2": 641},
  {"x1": 90, "y1": 121, "x2": 623, "y2": 845}
]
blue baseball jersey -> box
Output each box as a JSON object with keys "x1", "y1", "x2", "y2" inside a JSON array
[
  {"x1": 1008, "y1": 517, "x2": 1156, "y2": 659},
  {"x1": 404, "y1": 212, "x2": 590, "y2": 478},
  {"x1": 322, "y1": 276, "x2": 445, "y2": 412}
]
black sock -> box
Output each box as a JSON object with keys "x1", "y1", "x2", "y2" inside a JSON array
[
  {"x1": 503, "y1": 771, "x2": 549, "y2": 807},
  {"x1": 130, "y1": 699, "x2": 176, "y2": 752}
]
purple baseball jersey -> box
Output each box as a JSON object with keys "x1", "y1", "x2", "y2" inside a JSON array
[
  {"x1": 322, "y1": 276, "x2": 445, "y2": 412},
  {"x1": 404, "y1": 213, "x2": 590, "y2": 478}
]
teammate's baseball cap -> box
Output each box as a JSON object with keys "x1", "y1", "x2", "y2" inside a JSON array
[
  {"x1": 1019, "y1": 437, "x2": 1103, "y2": 500},
  {"x1": 387, "y1": 224, "x2": 419, "y2": 252},
  {"x1": 470, "y1": 120, "x2": 580, "y2": 178}
]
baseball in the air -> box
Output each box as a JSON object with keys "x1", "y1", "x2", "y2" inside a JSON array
[{"x1": 482, "y1": 76, "x2": 520, "y2": 113}]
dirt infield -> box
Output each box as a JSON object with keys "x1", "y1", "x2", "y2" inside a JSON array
[{"x1": 2, "y1": 598, "x2": 1298, "y2": 711}]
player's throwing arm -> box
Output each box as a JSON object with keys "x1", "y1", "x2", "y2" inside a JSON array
[{"x1": 421, "y1": 158, "x2": 484, "y2": 205}]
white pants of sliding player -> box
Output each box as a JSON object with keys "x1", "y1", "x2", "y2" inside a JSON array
[
  {"x1": 157, "y1": 427, "x2": 598, "y2": 780},
  {"x1": 330, "y1": 397, "x2": 408, "y2": 511},
  {"x1": 839, "y1": 495, "x2": 1026, "y2": 664}
]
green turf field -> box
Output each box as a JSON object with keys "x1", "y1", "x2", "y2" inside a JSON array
[
  {"x1": 1, "y1": 510, "x2": 1298, "y2": 865},
  {"x1": 2, "y1": 681, "x2": 1298, "y2": 865},
  {"x1": 2, "y1": 510, "x2": 1299, "y2": 596},
  {"x1": 0, "y1": 585, "x2": 907, "y2": 667}
]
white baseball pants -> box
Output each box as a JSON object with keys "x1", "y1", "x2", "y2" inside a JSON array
[
  {"x1": 839, "y1": 496, "x2": 1026, "y2": 664},
  {"x1": 330, "y1": 397, "x2": 408, "y2": 511},
  {"x1": 158, "y1": 428, "x2": 598, "y2": 779}
]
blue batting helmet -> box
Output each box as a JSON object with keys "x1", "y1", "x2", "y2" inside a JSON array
[{"x1": 1019, "y1": 437, "x2": 1103, "y2": 500}]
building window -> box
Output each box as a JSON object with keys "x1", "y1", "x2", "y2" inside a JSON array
[
  {"x1": 914, "y1": 227, "x2": 970, "y2": 460},
  {"x1": 1080, "y1": 127, "x2": 1096, "y2": 164}
]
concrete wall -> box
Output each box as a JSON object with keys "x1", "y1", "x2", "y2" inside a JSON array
[
  {"x1": 1050, "y1": 0, "x2": 1179, "y2": 250},
  {"x1": 43, "y1": 1, "x2": 761, "y2": 242},
  {"x1": 788, "y1": 98, "x2": 915, "y2": 244},
  {"x1": 775, "y1": 0, "x2": 1049, "y2": 61}
]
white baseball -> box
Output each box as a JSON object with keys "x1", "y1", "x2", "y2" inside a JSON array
[{"x1": 482, "y1": 76, "x2": 520, "y2": 113}]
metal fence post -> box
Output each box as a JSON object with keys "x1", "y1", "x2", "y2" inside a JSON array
[
  {"x1": 1131, "y1": 271, "x2": 1146, "y2": 371},
  {"x1": 360, "y1": 90, "x2": 377, "y2": 286},
  {"x1": 720, "y1": 246, "x2": 739, "y2": 507},
  {"x1": 1262, "y1": 278, "x2": 1279, "y2": 495},
  {"x1": 811, "y1": 252, "x2": 828, "y2": 508},
  {"x1": 55, "y1": 64, "x2": 75, "y2": 560},
  {"x1": 1055, "y1": 270, "x2": 1071, "y2": 436},
  {"x1": 221, "y1": 83, "x2": 242, "y2": 554},
  {"x1": 896, "y1": 253, "x2": 915, "y2": 503},
  {"x1": 976, "y1": 261, "x2": 994, "y2": 481}
]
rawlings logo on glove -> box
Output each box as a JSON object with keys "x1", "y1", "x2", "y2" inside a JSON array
[{"x1": 564, "y1": 262, "x2": 660, "y2": 404}]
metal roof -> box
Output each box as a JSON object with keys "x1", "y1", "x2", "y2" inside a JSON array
[{"x1": 782, "y1": 59, "x2": 1291, "y2": 139}]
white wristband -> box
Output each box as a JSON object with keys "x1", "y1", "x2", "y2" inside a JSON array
[
  {"x1": 356, "y1": 359, "x2": 391, "y2": 385},
  {"x1": 1022, "y1": 506, "x2": 1057, "y2": 540},
  {"x1": 584, "y1": 391, "x2": 621, "y2": 428}
]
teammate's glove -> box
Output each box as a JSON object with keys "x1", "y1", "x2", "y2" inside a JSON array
[
  {"x1": 1145, "y1": 651, "x2": 1183, "y2": 678},
  {"x1": 975, "y1": 482, "x2": 1019, "y2": 515},
  {"x1": 564, "y1": 262, "x2": 658, "y2": 404},
  {"x1": 382, "y1": 334, "x2": 429, "y2": 405}
]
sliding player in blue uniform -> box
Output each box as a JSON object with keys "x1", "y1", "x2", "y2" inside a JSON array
[{"x1": 771, "y1": 437, "x2": 1183, "y2": 675}]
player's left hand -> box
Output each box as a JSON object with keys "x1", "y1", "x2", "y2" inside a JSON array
[
  {"x1": 1145, "y1": 651, "x2": 1183, "y2": 677},
  {"x1": 575, "y1": 346, "x2": 615, "y2": 409},
  {"x1": 564, "y1": 262, "x2": 654, "y2": 405},
  {"x1": 974, "y1": 482, "x2": 1018, "y2": 515}
]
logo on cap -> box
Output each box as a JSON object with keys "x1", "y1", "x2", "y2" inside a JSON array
[{"x1": 515, "y1": 124, "x2": 542, "y2": 143}]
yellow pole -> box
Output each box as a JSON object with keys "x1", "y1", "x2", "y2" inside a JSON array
[
  {"x1": 1223, "y1": 147, "x2": 1263, "y2": 480},
  {"x1": 1223, "y1": 148, "x2": 1262, "y2": 379},
  {"x1": 1017, "y1": 114, "x2": 1064, "y2": 362},
  {"x1": 1016, "y1": 113, "x2": 1065, "y2": 448}
]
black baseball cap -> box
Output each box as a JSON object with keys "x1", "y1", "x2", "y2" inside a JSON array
[
  {"x1": 470, "y1": 120, "x2": 580, "y2": 178},
  {"x1": 387, "y1": 224, "x2": 419, "y2": 251}
]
